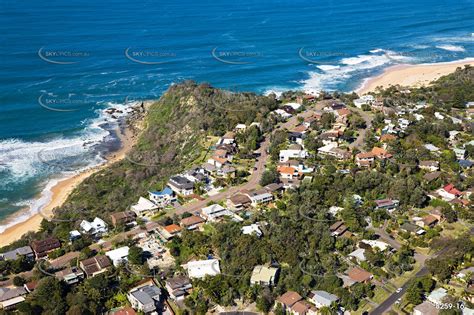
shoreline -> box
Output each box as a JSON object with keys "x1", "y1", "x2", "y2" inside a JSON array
[
  {"x1": 0, "y1": 105, "x2": 148, "y2": 247},
  {"x1": 357, "y1": 58, "x2": 474, "y2": 94}
]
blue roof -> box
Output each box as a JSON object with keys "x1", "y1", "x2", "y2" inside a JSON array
[
  {"x1": 459, "y1": 160, "x2": 473, "y2": 168},
  {"x1": 150, "y1": 187, "x2": 173, "y2": 196}
]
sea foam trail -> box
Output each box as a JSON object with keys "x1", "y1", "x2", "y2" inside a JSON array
[
  {"x1": 301, "y1": 49, "x2": 412, "y2": 92},
  {"x1": 0, "y1": 101, "x2": 136, "y2": 232},
  {"x1": 436, "y1": 44, "x2": 466, "y2": 52}
]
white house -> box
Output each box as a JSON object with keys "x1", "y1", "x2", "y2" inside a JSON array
[
  {"x1": 284, "y1": 102, "x2": 302, "y2": 111},
  {"x1": 80, "y1": 217, "x2": 108, "y2": 236},
  {"x1": 250, "y1": 265, "x2": 279, "y2": 286},
  {"x1": 427, "y1": 288, "x2": 448, "y2": 305},
  {"x1": 308, "y1": 290, "x2": 339, "y2": 308},
  {"x1": 131, "y1": 197, "x2": 159, "y2": 216},
  {"x1": 274, "y1": 109, "x2": 292, "y2": 120},
  {"x1": 201, "y1": 204, "x2": 234, "y2": 222},
  {"x1": 353, "y1": 95, "x2": 375, "y2": 108},
  {"x1": 148, "y1": 187, "x2": 175, "y2": 206},
  {"x1": 185, "y1": 259, "x2": 220, "y2": 279},
  {"x1": 279, "y1": 147, "x2": 309, "y2": 162},
  {"x1": 241, "y1": 224, "x2": 263, "y2": 238},
  {"x1": 105, "y1": 246, "x2": 130, "y2": 267},
  {"x1": 243, "y1": 189, "x2": 273, "y2": 207},
  {"x1": 361, "y1": 239, "x2": 390, "y2": 251}
]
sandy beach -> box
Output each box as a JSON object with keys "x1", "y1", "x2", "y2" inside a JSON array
[
  {"x1": 357, "y1": 58, "x2": 474, "y2": 94},
  {"x1": 0, "y1": 115, "x2": 143, "y2": 247}
]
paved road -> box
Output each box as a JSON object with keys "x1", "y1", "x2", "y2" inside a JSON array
[
  {"x1": 173, "y1": 115, "x2": 301, "y2": 216},
  {"x1": 370, "y1": 246, "x2": 449, "y2": 315},
  {"x1": 349, "y1": 106, "x2": 373, "y2": 150}
]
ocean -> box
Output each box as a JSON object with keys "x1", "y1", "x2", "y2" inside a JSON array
[{"x1": 0, "y1": 0, "x2": 473, "y2": 231}]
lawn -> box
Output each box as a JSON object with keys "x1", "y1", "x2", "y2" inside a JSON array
[
  {"x1": 389, "y1": 262, "x2": 421, "y2": 288},
  {"x1": 372, "y1": 286, "x2": 392, "y2": 304}
]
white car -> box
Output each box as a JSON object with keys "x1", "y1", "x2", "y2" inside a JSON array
[{"x1": 396, "y1": 288, "x2": 403, "y2": 293}]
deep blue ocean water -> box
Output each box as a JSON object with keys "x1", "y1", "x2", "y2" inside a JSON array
[{"x1": 0, "y1": 0, "x2": 473, "y2": 229}]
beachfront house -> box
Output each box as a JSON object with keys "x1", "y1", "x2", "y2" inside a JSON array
[
  {"x1": 0, "y1": 246, "x2": 34, "y2": 261},
  {"x1": 110, "y1": 211, "x2": 137, "y2": 227},
  {"x1": 80, "y1": 217, "x2": 108, "y2": 237},
  {"x1": 30, "y1": 237, "x2": 61, "y2": 259}
]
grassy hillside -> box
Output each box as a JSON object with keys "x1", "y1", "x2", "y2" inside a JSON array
[{"x1": 54, "y1": 81, "x2": 278, "y2": 224}]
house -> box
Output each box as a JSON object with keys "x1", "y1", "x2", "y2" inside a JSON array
[
  {"x1": 185, "y1": 259, "x2": 220, "y2": 279},
  {"x1": 106, "y1": 246, "x2": 130, "y2": 267},
  {"x1": 201, "y1": 204, "x2": 233, "y2": 222},
  {"x1": 355, "y1": 152, "x2": 375, "y2": 167},
  {"x1": 23, "y1": 281, "x2": 37, "y2": 293},
  {"x1": 375, "y1": 198, "x2": 399, "y2": 212},
  {"x1": 31, "y1": 237, "x2": 61, "y2": 259},
  {"x1": 69, "y1": 230, "x2": 81, "y2": 242},
  {"x1": 217, "y1": 132, "x2": 236, "y2": 145},
  {"x1": 207, "y1": 156, "x2": 229, "y2": 169},
  {"x1": 160, "y1": 224, "x2": 182, "y2": 239},
  {"x1": 424, "y1": 171, "x2": 442, "y2": 182},
  {"x1": 226, "y1": 194, "x2": 252, "y2": 211},
  {"x1": 424, "y1": 144, "x2": 440, "y2": 153},
  {"x1": 242, "y1": 189, "x2": 273, "y2": 206},
  {"x1": 277, "y1": 165, "x2": 301, "y2": 179},
  {"x1": 347, "y1": 267, "x2": 373, "y2": 283},
  {"x1": 276, "y1": 291, "x2": 303, "y2": 312},
  {"x1": 318, "y1": 144, "x2": 351, "y2": 160},
  {"x1": 109, "y1": 307, "x2": 137, "y2": 315},
  {"x1": 329, "y1": 221, "x2": 347, "y2": 237},
  {"x1": 264, "y1": 183, "x2": 285, "y2": 196},
  {"x1": 0, "y1": 246, "x2": 34, "y2": 261},
  {"x1": 456, "y1": 266, "x2": 474, "y2": 282},
  {"x1": 127, "y1": 282, "x2": 162, "y2": 314},
  {"x1": 371, "y1": 147, "x2": 392, "y2": 159},
  {"x1": 131, "y1": 197, "x2": 159, "y2": 216},
  {"x1": 217, "y1": 165, "x2": 237, "y2": 178},
  {"x1": 454, "y1": 148, "x2": 466, "y2": 160},
  {"x1": 427, "y1": 288, "x2": 448, "y2": 305},
  {"x1": 400, "y1": 222, "x2": 421, "y2": 234},
  {"x1": 80, "y1": 217, "x2": 108, "y2": 236},
  {"x1": 279, "y1": 144, "x2": 309, "y2": 162},
  {"x1": 459, "y1": 159, "x2": 474, "y2": 169},
  {"x1": 361, "y1": 240, "x2": 390, "y2": 251},
  {"x1": 168, "y1": 176, "x2": 194, "y2": 196},
  {"x1": 110, "y1": 211, "x2": 137, "y2": 227},
  {"x1": 0, "y1": 287, "x2": 27, "y2": 310},
  {"x1": 241, "y1": 224, "x2": 263, "y2": 238},
  {"x1": 413, "y1": 301, "x2": 439, "y2": 315},
  {"x1": 79, "y1": 255, "x2": 111, "y2": 277},
  {"x1": 349, "y1": 248, "x2": 366, "y2": 262},
  {"x1": 180, "y1": 215, "x2": 205, "y2": 230},
  {"x1": 284, "y1": 102, "x2": 302, "y2": 111},
  {"x1": 274, "y1": 109, "x2": 292, "y2": 120},
  {"x1": 148, "y1": 187, "x2": 175, "y2": 206},
  {"x1": 436, "y1": 184, "x2": 462, "y2": 201},
  {"x1": 250, "y1": 265, "x2": 279, "y2": 286},
  {"x1": 308, "y1": 290, "x2": 339, "y2": 309},
  {"x1": 235, "y1": 123, "x2": 247, "y2": 132},
  {"x1": 353, "y1": 95, "x2": 375, "y2": 108},
  {"x1": 165, "y1": 275, "x2": 192, "y2": 300},
  {"x1": 416, "y1": 215, "x2": 439, "y2": 228},
  {"x1": 55, "y1": 266, "x2": 85, "y2": 285},
  {"x1": 419, "y1": 161, "x2": 440, "y2": 172},
  {"x1": 290, "y1": 300, "x2": 315, "y2": 315}
]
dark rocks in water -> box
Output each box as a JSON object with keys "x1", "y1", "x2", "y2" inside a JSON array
[{"x1": 111, "y1": 115, "x2": 117, "y2": 119}]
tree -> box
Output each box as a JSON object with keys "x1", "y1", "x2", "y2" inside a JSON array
[
  {"x1": 260, "y1": 168, "x2": 280, "y2": 186},
  {"x1": 13, "y1": 276, "x2": 26, "y2": 287},
  {"x1": 404, "y1": 281, "x2": 423, "y2": 305},
  {"x1": 30, "y1": 277, "x2": 68, "y2": 314},
  {"x1": 128, "y1": 245, "x2": 144, "y2": 265}
]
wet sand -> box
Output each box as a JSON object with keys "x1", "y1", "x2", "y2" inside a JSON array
[
  {"x1": 357, "y1": 58, "x2": 474, "y2": 94},
  {"x1": 0, "y1": 123, "x2": 139, "y2": 247}
]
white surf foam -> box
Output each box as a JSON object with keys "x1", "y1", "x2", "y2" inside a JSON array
[
  {"x1": 301, "y1": 49, "x2": 412, "y2": 92},
  {"x1": 436, "y1": 44, "x2": 466, "y2": 52}
]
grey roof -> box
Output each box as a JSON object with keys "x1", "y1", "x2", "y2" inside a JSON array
[
  {"x1": 0, "y1": 246, "x2": 33, "y2": 261},
  {"x1": 310, "y1": 290, "x2": 339, "y2": 306},
  {"x1": 166, "y1": 275, "x2": 191, "y2": 290},
  {"x1": 169, "y1": 176, "x2": 194, "y2": 190},
  {"x1": 0, "y1": 287, "x2": 27, "y2": 302},
  {"x1": 130, "y1": 285, "x2": 161, "y2": 312}
]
